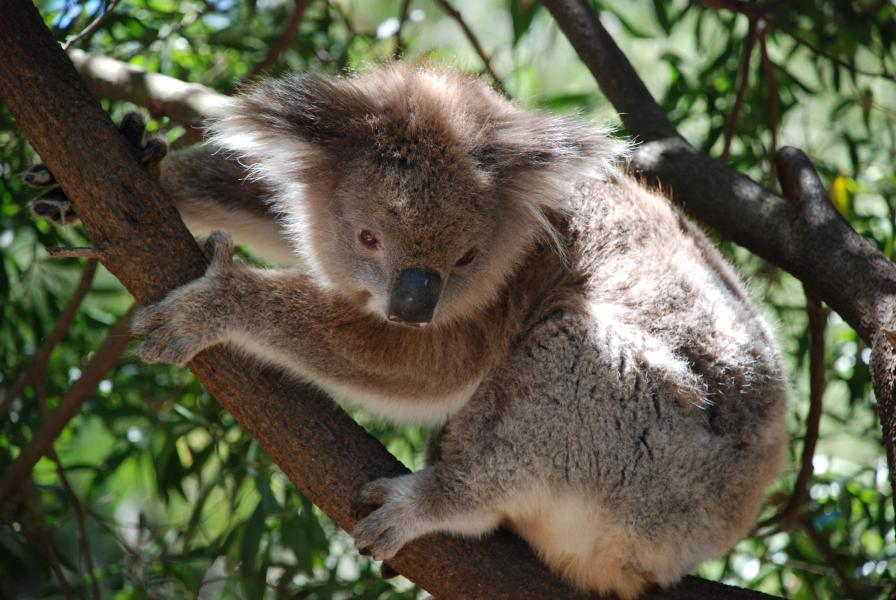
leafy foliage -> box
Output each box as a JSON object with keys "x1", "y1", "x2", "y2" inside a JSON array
[{"x1": 1, "y1": 0, "x2": 895, "y2": 598}]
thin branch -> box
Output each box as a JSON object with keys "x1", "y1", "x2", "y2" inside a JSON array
[
  {"x1": 393, "y1": 0, "x2": 412, "y2": 60},
  {"x1": 62, "y1": 0, "x2": 122, "y2": 51},
  {"x1": 46, "y1": 246, "x2": 102, "y2": 260},
  {"x1": 788, "y1": 32, "x2": 896, "y2": 83},
  {"x1": 238, "y1": 0, "x2": 310, "y2": 87},
  {"x1": 47, "y1": 447, "x2": 101, "y2": 599},
  {"x1": 31, "y1": 376, "x2": 102, "y2": 600},
  {"x1": 759, "y1": 34, "x2": 779, "y2": 189},
  {"x1": 769, "y1": 288, "x2": 826, "y2": 532},
  {"x1": 0, "y1": 259, "x2": 98, "y2": 420},
  {"x1": 0, "y1": 308, "x2": 134, "y2": 514},
  {"x1": 799, "y1": 516, "x2": 860, "y2": 599},
  {"x1": 721, "y1": 18, "x2": 758, "y2": 162},
  {"x1": 23, "y1": 495, "x2": 74, "y2": 599},
  {"x1": 433, "y1": 0, "x2": 506, "y2": 95},
  {"x1": 694, "y1": 0, "x2": 778, "y2": 19},
  {"x1": 32, "y1": 377, "x2": 102, "y2": 600}
]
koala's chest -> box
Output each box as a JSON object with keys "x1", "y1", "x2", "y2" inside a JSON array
[{"x1": 317, "y1": 376, "x2": 483, "y2": 425}]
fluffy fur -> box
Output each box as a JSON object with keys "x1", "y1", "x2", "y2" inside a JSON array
[{"x1": 122, "y1": 65, "x2": 786, "y2": 598}]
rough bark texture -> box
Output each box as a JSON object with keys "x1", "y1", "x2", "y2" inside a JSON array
[
  {"x1": 0, "y1": 2, "x2": 774, "y2": 598},
  {"x1": 542, "y1": 0, "x2": 896, "y2": 518}
]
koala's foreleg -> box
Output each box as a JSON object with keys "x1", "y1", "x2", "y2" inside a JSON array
[{"x1": 133, "y1": 231, "x2": 379, "y2": 385}]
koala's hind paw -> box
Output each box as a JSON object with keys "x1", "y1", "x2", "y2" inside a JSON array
[
  {"x1": 352, "y1": 476, "x2": 423, "y2": 561},
  {"x1": 22, "y1": 111, "x2": 168, "y2": 226},
  {"x1": 30, "y1": 188, "x2": 78, "y2": 226}
]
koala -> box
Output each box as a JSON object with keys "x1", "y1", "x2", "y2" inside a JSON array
[{"x1": 30, "y1": 65, "x2": 787, "y2": 599}]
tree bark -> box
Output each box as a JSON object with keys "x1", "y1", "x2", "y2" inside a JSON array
[{"x1": 0, "y1": 2, "x2": 774, "y2": 598}]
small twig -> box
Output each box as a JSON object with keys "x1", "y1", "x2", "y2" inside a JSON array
[
  {"x1": 0, "y1": 307, "x2": 134, "y2": 514},
  {"x1": 787, "y1": 32, "x2": 896, "y2": 83},
  {"x1": 33, "y1": 381, "x2": 102, "y2": 600},
  {"x1": 695, "y1": 0, "x2": 779, "y2": 19},
  {"x1": 799, "y1": 515, "x2": 860, "y2": 599},
  {"x1": 776, "y1": 288, "x2": 826, "y2": 531},
  {"x1": 433, "y1": 0, "x2": 505, "y2": 95},
  {"x1": 48, "y1": 447, "x2": 101, "y2": 599},
  {"x1": 238, "y1": 0, "x2": 310, "y2": 88},
  {"x1": 46, "y1": 246, "x2": 102, "y2": 260},
  {"x1": 23, "y1": 495, "x2": 74, "y2": 599},
  {"x1": 759, "y1": 33, "x2": 779, "y2": 189},
  {"x1": 393, "y1": 0, "x2": 412, "y2": 59},
  {"x1": 720, "y1": 18, "x2": 758, "y2": 162},
  {"x1": 62, "y1": 0, "x2": 122, "y2": 51},
  {"x1": 0, "y1": 259, "x2": 98, "y2": 420}
]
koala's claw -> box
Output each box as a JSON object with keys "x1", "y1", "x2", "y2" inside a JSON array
[{"x1": 352, "y1": 477, "x2": 419, "y2": 561}]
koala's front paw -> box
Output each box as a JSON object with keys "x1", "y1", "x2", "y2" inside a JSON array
[
  {"x1": 352, "y1": 475, "x2": 423, "y2": 561},
  {"x1": 23, "y1": 112, "x2": 168, "y2": 226},
  {"x1": 132, "y1": 231, "x2": 236, "y2": 365}
]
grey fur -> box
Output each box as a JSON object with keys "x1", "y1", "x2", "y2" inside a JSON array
[{"x1": 126, "y1": 65, "x2": 787, "y2": 598}]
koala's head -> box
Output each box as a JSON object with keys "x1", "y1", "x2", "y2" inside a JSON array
[{"x1": 210, "y1": 65, "x2": 624, "y2": 326}]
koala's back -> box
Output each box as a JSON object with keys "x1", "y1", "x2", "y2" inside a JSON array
[{"x1": 440, "y1": 171, "x2": 787, "y2": 597}]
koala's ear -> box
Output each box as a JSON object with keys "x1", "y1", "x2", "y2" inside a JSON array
[
  {"x1": 476, "y1": 112, "x2": 628, "y2": 205},
  {"x1": 207, "y1": 75, "x2": 371, "y2": 185}
]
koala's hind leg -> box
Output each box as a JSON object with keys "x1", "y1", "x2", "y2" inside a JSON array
[{"x1": 352, "y1": 464, "x2": 505, "y2": 561}]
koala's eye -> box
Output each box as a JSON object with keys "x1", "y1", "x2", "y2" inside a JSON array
[
  {"x1": 359, "y1": 229, "x2": 383, "y2": 251},
  {"x1": 455, "y1": 247, "x2": 478, "y2": 267}
]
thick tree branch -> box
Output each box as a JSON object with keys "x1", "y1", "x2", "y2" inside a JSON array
[{"x1": 1, "y1": 3, "x2": 772, "y2": 598}]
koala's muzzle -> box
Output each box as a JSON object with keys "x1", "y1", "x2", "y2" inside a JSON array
[{"x1": 388, "y1": 269, "x2": 442, "y2": 325}]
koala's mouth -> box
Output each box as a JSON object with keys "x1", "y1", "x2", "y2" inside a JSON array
[{"x1": 387, "y1": 315, "x2": 431, "y2": 328}]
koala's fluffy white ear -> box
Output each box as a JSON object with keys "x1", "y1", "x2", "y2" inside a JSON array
[
  {"x1": 475, "y1": 112, "x2": 629, "y2": 251},
  {"x1": 207, "y1": 75, "x2": 370, "y2": 189},
  {"x1": 477, "y1": 113, "x2": 628, "y2": 203}
]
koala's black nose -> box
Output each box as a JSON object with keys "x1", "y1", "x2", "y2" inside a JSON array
[{"x1": 388, "y1": 269, "x2": 442, "y2": 325}]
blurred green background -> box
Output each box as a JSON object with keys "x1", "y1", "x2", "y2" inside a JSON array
[{"x1": 1, "y1": 0, "x2": 895, "y2": 598}]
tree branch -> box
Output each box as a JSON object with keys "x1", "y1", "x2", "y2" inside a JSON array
[
  {"x1": 238, "y1": 0, "x2": 310, "y2": 87},
  {"x1": 541, "y1": 0, "x2": 896, "y2": 516},
  {"x1": 393, "y1": 0, "x2": 412, "y2": 59},
  {"x1": 62, "y1": 0, "x2": 122, "y2": 51},
  {"x1": 775, "y1": 288, "x2": 826, "y2": 531},
  {"x1": 720, "y1": 18, "x2": 758, "y2": 162},
  {"x1": 1, "y1": 4, "x2": 774, "y2": 598},
  {"x1": 433, "y1": 0, "x2": 506, "y2": 95},
  {"x1": 23, "y1": 495, "x2": 73, "y2": 599}
]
